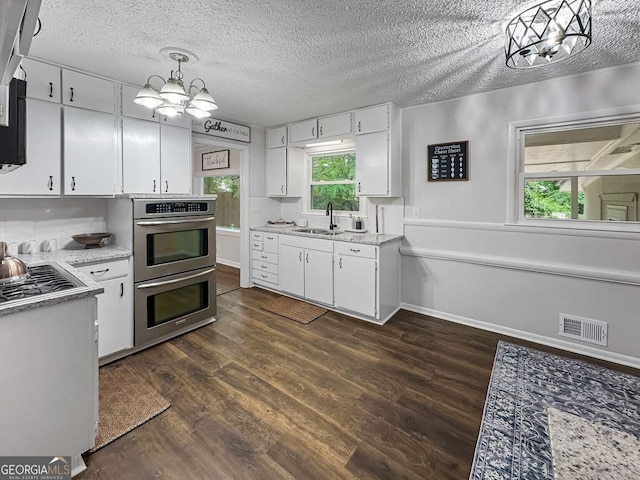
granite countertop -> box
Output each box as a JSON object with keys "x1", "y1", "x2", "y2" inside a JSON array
[
  {"x1": 16, "y1": 245, "x2": 132, "y2": 266},
  {"x1": 0, "y1": 260, "x2": 104, "y2": 317},
  {"x1": 251, "y1": 226, "x2": 403, "y2": 245},
  {"x1": 121, "y1": 193, "x2": 217, "y2": 200}
]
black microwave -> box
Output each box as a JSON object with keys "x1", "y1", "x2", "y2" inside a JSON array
[{"x1": 0, "y1": 78, "x2": 26, "y2": 173}]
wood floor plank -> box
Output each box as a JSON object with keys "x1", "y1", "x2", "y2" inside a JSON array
[{"x1": 79, "y1": 270, "x2": 640, "y2": 479}]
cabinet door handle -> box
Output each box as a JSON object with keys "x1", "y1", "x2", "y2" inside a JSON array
[
  {"x1": 90, "y1": 268, "x2": 109, "y2": 275},
  {"x1": 320, "y1": 126, "x2": 323, "y2": 136},
  {"x1": 311, "y1": 126, "x2": 315, "y2": 136},
  {"x1": 48, "y1": 82, "x2": 53, "y2": 98},
  {"x1": 152, "y1": 110, "x2": 156, "y2": 119},
  {"x1": 358, "y1": 121, "x2": 361, "y2": 132},
  {"x1": 71, "y1": 176, "x2": 76, "y2": 191},
  {"x1": 261, "y1": 255, "x2": 268, "y2": 259},
  {"x1": 281, "y1": 185, "x2": 284, "y2": 194},
  {"x1": 153, "y1": 179, "x2": 156, "y2": 192},
  {"x1": 339, "y1": 257, "x2": 342, "y2": 269},
  {"x1": 261, "y1": 274, "x2": 268, "y2": 278},
  {"x1": 306, "y1": 253, "x2": 309, "y2": 263},
  {"x1": 253, "y1": 243, "x2": 260, "y2": 247},
  {"x1": 350, "y1": 248, "x2": 361, "y2": 253},
  {"x1": 48, "y1": 175, "x2": 53, "y2": 191},
  {"x1": 69, "y1": 87, "x2": 74, "y2": 102},
  {"x1": 281, "y1": 135, "x2": 285, "y2": 145},
  {"x1": 299, "y1": 252, "x2": 302, "y2": 262},
  {"x1": 267, "y1": 236, "x2": 274, "y2": 240},
  {"x1": 165, "y1": 180, "x2": 169, "y2": 193},
  {"x1": 120, "y1": 282, "x2": 124, "y2": 297},
  {"x1": 357, "y1": 182, "x2": 361, "y2": 193},
  {"x1": 261, "y1": 265, "x2": 267, "y2": 269}
]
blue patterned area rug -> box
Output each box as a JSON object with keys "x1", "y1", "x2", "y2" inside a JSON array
[{"x1": 470, "y1": 341, "x2": 640, "y2": 479}]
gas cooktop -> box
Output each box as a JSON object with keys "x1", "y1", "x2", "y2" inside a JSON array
[{"x1": 0, "y1": 264, "x2": 79, "y2": 303}]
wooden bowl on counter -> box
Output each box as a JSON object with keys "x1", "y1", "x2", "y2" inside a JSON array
[{"x1": 71, "y1": 233, "x2": 112, "y2": 249}]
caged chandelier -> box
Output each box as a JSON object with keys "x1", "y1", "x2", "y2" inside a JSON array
[
  {"x1": 134, "y1": 51, "x2": 218, "y2": 118},
  {"x1": 505, "y1": 0, "x2": 592, "y2": 68}
]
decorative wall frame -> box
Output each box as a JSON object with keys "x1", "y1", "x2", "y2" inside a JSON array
[{"x1": 202, "y1": 149, "x2": 230, "y2": 170}]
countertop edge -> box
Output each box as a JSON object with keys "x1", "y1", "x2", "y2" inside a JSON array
[{"x1": 250, "y1": 226, "x2": 403, "y2": 245}]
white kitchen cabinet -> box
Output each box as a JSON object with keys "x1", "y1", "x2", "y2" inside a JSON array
[
  {"x1": 122, "y1": 117, "x2": 160, "y2": 193},
  {"x1": 319, "y1": 112, "x2": 352, "y2": 138},
  {"x1": 21, "y1": 58, "x2": 61, "y2": 103},
  {"x1": 63, "y1": 106, "x2": 117, "y2": 195},
  {"x1": 62, "y1": 70, "x2": 115, "y2": 114},
  {"x1": 278, "y1": 236, "x2": 334, "y2": 306},
  {"x1": 289, "y1": 118, "x2": 318, "y2": 143},
  {"x1": 160, "y1": 124, "x2": 192, "y2": 194},
  {"x1": 121, "y1": 118, "x2": 191, "y2": 194},
  {"x1": 75, "y1": 259, "x2": 133, "y2": 359},
  {"x1": 354, "y1": 103, "x2": 402, "y2": 197},
  {"x1": 121, "y1": 84, "x2": 159, "y2": 122},
  {"x1": 355, "y1": 104, "x2": 388, "y2": 135},
  {"x1": 334, "y1": 251, "x2": 377, "y2": 317},
  {"x1": 0, "y1": 99, "x2": 60, "y2": 195},
  {"x1": 280, "y1": 244, "x2": 305, "y2": 297},
  {"x1": 266, "y1": 147, "x2": 303, "y2": 197},
  {"x1": 267, "y1": 126, "x2": 288, "y2": 148}
]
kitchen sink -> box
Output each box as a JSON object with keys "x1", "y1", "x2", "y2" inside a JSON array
[{"x1": 293, "y1": 228, "x2": 343, "y2": 236}]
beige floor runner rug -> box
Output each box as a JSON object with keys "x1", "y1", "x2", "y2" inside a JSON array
[
  {"x1": 88, "y1": 363, "x2": 170, "y2": 453},
  {"x1": 261, "y1": 295, "x2": 327, "y2": 324}
]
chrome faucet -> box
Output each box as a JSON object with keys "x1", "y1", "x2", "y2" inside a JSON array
[{"x1": 326, "y1": 202, "x2": 337, "y2": 230}]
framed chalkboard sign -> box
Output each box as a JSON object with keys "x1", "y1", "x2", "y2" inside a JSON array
[{"x1": 427, "y1": 141, "x2": 469, "y2": 182}]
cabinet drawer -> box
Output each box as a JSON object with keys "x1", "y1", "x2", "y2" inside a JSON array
[
  {"x1": 252, "y1": 269, "x2": 279, "y2": 285},
  {"x1": 74, "y1": 258, "x2": 130, "y2": 281},
  {"x1": 251, "y1": 241, "x2": 264, "y2": 251},
  {"x1": 335, "y1": 242, "x2": 377, "y2": 259},
  {"x1": 264, "y1": 234, "x2": 278, "y2": 254},
  {"x1": 253, "y1": 261, "x2": 278, "y2": 275},
  {"x1": 251, "y1": 231, "x2": 264, "y2": 241},
  {"x1": 252, "y1": 250, "x2": 279, "y2": 265}
]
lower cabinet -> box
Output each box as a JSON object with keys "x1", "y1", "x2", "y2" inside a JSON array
[
  {"x1": 280, "y1": 244, "x2": 333, "y2": 305},
  {"x1": 334, "y1": 253, "x2": 376, "y2": 317},
  {"x1": 251, "y1": 229, "x2": 401, "y2": 324},
  {"x1": 75, "y1": 258, "x2": 133, "y2": 358}
]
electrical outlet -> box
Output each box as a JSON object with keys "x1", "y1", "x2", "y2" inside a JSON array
[{"x1": 412, "y1": 207, "x2": 420, "y2": 218}]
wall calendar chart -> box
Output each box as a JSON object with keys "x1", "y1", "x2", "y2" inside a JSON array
[{"x1": 427, "y1": 140, "x2": 469, "y2": 182}]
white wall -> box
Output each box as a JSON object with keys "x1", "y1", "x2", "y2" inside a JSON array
[
  {"x1": 0, "y1": 198, "x2": 107, "y2": 252},
  {"x1": 401, "y1": 63, "x2": 640, "y2": 367}
]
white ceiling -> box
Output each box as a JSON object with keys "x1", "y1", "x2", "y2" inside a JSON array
[{"x1": 29, "y1": 0, "x2": 640, "y2": 128}]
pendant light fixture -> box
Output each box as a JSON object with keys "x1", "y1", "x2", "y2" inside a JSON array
[
  {"x1": 134, "y1": 51, "x2": 218, "y2": 118},
  {"x1": 505, "y1": 0, "x2": 592, "y2": 69}
]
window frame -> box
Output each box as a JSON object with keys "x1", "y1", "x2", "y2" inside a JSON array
[
  {"x1": 511, "y1": 110, "x2": 640, "y2": 232},
  {"x1": 201, "y1": 174, "x2": 241, "y2": 230},
  {"x1": 302, "y1": 145, "x2": 366, "y2": 216}
]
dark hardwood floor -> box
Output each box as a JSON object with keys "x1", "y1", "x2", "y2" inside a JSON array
[{"x1": 79, "y1": 264, "x2": 638, "y2": 479}]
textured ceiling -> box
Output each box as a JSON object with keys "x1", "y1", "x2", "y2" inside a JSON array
[{"x1": 29, "y1": 0, "x2": 640, "y2": 128}]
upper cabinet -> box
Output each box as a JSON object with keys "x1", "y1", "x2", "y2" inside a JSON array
[
  {"x1": 160, "y1": 124, "x2": 192, "y2": 194},
  {"x1": 355, "y1": 104, "x2": 388, "y2": 135},
  {"x1": 21, "y1": 58, "x2": 60, "y2": 103},
  {"x1": 267, "y1": 126, "x2": 287, "y2": 148},
  {"x1": 121, "y1": 84, "x2": 158, "y2": 122},
  {"x1": 354, "y1": 103, "x2": 401, "y2": 197},
  {"x1": 319, "y1": 112, "x2": 352, "y2": 138},
  {"x1": 266, "y1": 147, "x2": 303, "y2": 197},
  {"x1": 61, "y1": 70, "x2": 115, "y2": 114},
  {"x1": 289, "y1": 119, "x2": 318, "y2": 143}
]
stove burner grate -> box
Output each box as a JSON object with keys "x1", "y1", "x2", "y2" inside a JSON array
[{"x1": 0, "y1": 265, "x2": 77, "y2": 303}]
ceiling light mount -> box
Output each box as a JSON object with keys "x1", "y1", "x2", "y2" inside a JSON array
[
  {"x1": 505, "y1": 0, "x2": 592, "y2": 69},
  {"x1": 133, "y1": 49, "x2": 217, "y2": 118}
]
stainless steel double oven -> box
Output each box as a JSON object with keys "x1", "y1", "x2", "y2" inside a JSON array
[{"x1": 133, "y1": 198, "x2": 216, "y2": 346}]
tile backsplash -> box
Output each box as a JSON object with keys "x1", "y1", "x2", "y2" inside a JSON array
[{"x1": 0, "y1": 198, "x2": 108, "y2": 251}]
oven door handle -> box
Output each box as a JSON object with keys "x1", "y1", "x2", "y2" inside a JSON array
[
  {"x1": 136, "y1": 216, "x2": 216, "y2": 226},
  {"x1": 136, "y1": 267, "x2": 216, "y2": 289}
]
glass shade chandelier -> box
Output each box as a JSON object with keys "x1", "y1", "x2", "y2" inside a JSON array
[
  {"x1": 505, "y1": 0, "x2": 592, "y2": 69},
  {"x1": 134, "y1": 52, "x2": 218, "y2": 118}
]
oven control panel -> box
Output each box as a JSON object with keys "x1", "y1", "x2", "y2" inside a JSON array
[{"x1": 145, "y1": 202, "x2": 209, "y2": 215}]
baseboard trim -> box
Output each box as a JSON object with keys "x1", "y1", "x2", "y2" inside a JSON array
[
  {"x1": 216, "y1": 259, "x2": 241, "y2": 269},
  {"x1": 400, "y1": 246, "x2": 640, "y2": 286},
  {"x1": 400, "y1": 302, "x2": 640, "y2": 370}
]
